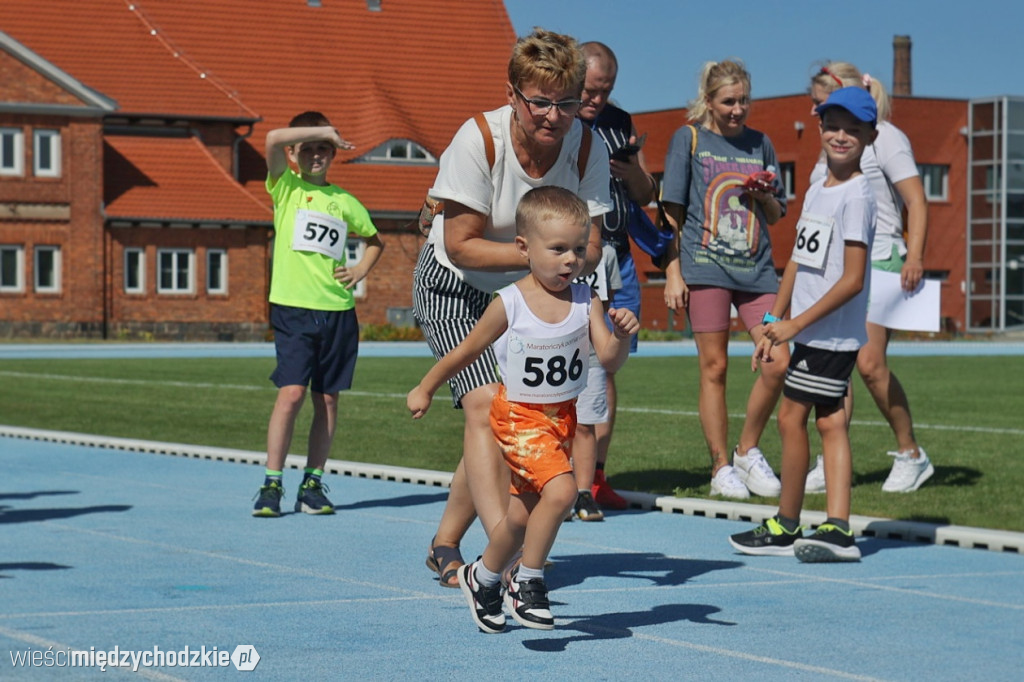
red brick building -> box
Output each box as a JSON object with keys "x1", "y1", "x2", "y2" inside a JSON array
[
  {"x1": 0, "y1": 7, "x2": 1002, "y2": 338},
  {"x1": 1, "y1": 0, "x2": 513, "y2": 340},
  {"x1": 632, "y1": 94, "x2": 969, "y2": 333}
]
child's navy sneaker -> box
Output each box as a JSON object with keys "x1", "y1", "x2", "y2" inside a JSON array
[
  {"x1": 252, "y1": 480, "x2": 284, "y2": 517},
  {"x1": 503, "y1": 567, "x2": 554, "y2": 630},
  {"x1": 295, "y1": 477, "x2": 334, "y2": 515},
  {"x1": 457, "y1": 562, "x2": 505, "y2": 633},
  {"x1": 728, "y1": 516, "x2": 802, "y2": 556},
  {"x1": 794, "y1": 523, "x2": 861, "y2": 562}
]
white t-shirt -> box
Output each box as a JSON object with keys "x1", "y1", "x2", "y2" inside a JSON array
[
  {"x1": 493, "y1": 282, "x2": 592, "y2": 404},
  {"x1": 792, "y1": 176, "x2": 875, "y2": 351},
  {"x1": 810, "y1": 121, "x2": 918, "y2": 261},
  {"x1": 427, "y1": 106, "x2": 613, "y2": 294}
]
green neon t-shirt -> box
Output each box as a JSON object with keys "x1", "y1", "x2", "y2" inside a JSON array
[{"x1": 266, "y1": 170, "x2": 377, "y2": 311}]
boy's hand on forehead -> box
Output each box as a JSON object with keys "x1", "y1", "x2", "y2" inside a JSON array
[{"x1": 330, "y1": 128, "x2": 356, "y2": 150}]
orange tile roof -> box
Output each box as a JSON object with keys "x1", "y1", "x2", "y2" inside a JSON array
[
  {"x1": 104, "y1": 135, "x2": 272, "y2": 223},
  {"x1": 1, "y1": 0, "x2": 516, "y2": 156}
]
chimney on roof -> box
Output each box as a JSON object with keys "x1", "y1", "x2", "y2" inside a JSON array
[
  {"x1": 308, "y1": 0, "x2": 321, "y2": 6},
  {"x1": 893, "y1": 35, "x2": 912, "y2": 96},
  {"x1": 367, "y1": 0, "x2": 382, "y2": 10}
]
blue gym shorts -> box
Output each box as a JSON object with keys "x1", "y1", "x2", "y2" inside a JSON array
[
  {"x1": 609, "y1": 251, "x2": 641, "y2": 353},
  {"x1": 269, "y1": 304, "x2": 359, "y2": 395}
]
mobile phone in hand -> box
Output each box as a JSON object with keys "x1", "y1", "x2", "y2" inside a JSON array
[
  {"x1": 742, "y1": 170, "x2": 776, "y2": 192},
  {"x1": 610, "y1": 133, "x2": 647, "y2": 162}
]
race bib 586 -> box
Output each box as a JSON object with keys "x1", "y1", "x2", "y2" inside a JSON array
[{"x1": 504, "y1": 325, "x2": 589, "y2": 403}]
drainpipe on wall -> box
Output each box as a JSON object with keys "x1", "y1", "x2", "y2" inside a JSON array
[{"x1": 232, "y1": 122, "x2": 254, "y2": 182}]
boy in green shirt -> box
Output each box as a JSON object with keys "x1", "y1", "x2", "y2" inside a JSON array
[{"x1": 252, "y1": 111, "x2": 384, "y2": 517}]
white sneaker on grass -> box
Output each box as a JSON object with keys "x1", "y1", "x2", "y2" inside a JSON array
[
  {"x1": 732, "y1": 446, "x2": 781, "y2": 497},
  {"x1": 805, "y1": 454, "x2": 826, "y2": 494},
  {"x1": 710, "y1": 465, "x2": 749, "y2": 499},
  {"x1": 882, "y1": 446, "x2": 934, "y2": 493}
]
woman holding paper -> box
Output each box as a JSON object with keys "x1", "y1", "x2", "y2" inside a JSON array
[{"x1": 806, "y1": 62, "x2": 933, "y2": 494}]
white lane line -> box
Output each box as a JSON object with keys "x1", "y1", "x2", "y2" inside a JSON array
[{"x1": 3, "y1": 370, "x2": 1021, "y2": 436}]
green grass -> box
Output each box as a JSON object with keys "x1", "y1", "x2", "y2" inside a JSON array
[{"x1": 0, "y1": 354, "x2": 1020, "y2": 532}]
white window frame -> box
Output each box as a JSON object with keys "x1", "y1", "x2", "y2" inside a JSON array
[
  {"x1": 779, "y1": 161, "x2": 797, "y2": 199},
  {"x1": 918, "y1": 164, "x2": 949, "y2": 201},
  {"x1": 157, "y1": 248, "x2": 194, "y2": 294},
  {"x1": 33, "y1": 129, "x2": 61, "y2": 177},
  {"x1": 1, "y1": 128, "x2": 24, "y2": 176},
  {"x1": 34, "y1": 245, "x2": 61, "y2": 293},
  {"x1": 206, "y1": 249, "x2": 228, "y2": 294},
  {"x1": 124, "y1": 248, "x2": 145, "y2": 294},
  {"x1": 346, "y1": 240, "x2": 367, "y2": 298},
  {"x1": 361, "y1": 138, "x2": 436, "y2": 164},
  {"x1": 0, "y1": 245, "x2": 25, "y2": 292}
]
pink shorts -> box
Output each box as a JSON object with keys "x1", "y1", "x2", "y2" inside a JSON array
[
  {"x1": 489, "y1": 385, "x2": 576, "y2": 496},
  {"x1": 686, "y1": 286, "x2": 777, "y2": 333}
]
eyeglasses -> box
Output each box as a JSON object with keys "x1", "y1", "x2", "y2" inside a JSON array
[{"x1": 513, "y1": 86, "x2": 582, "y2": 117}]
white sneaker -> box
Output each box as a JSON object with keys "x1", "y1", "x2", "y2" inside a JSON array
[
  {"x1": 710, "y1": 465, "x2": 750, "y2": 499},
  {"x1": 732, "y1": 446, "x2": 781, "y2": 497},
  {"x1": 882, "y1": 446, "x2": 934, "y2": 493},
  {"x1": 804, "y1": 454, "x2": 826, "y2": 494}
]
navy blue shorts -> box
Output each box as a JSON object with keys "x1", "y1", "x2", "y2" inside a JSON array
[{"x1": 269, "y1": 304, "x2": 359, "y2": 394}]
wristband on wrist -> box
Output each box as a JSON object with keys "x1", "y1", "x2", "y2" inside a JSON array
[{"x1": 762, "y1": 312, "x2": 781, "y2": 325}]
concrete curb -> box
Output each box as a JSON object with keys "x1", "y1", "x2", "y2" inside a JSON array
[{"x1": 3, "y1": 425, "x2": 1021, "y2": 554}]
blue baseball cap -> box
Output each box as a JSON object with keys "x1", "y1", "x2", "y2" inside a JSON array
[{"x1": 815, "y1": 86, "x2": 877, "y2": 125}]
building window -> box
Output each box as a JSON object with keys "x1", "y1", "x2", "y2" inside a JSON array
[
  {"x1": 1, "y1": 128, "x2": 24, "y2": 176},
  {"x1": 33, "y1": 129, "x2": 61, "y2": 177},
  {"x1": 34, "y1": 246, "x2": 61, "y2": 292},
  {"x1": 919, "y1": 164, "x2": 949, "y2": 201},
  {"x1": 207, "y1": 249, "x2": 227, "y2": 294},
  {"x1": 157, "y1": 249, "x2": 194, "y2": 293},
  {"x1": 360, "y1": 139, "x2": 436, "y2": 164},
  {"x1": 0, "y1": 245, "x2": 25, "y2": 292},
  {"x1": 779, "y1": 162, "x2": 797, "y2": 199},
  {"x1": 124, "y1": 248, "x2": 145, "y2": 293},
  {"x1": 346, "y1": 240, "x2": 367, "y2": 298}
]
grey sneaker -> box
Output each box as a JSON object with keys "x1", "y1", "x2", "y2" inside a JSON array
[
  {"x1": 729, "y1": 516, "x2": 802, "y2": 557},
  {"x1": 794, "y1": 523, "x2": 861, "y2": 562},
  {"x1": 733, "y1": 446, "x2": 782, "y2": 497},
  {"x1": 882, "y1": 447, "x2": 934, "y2": 493}
]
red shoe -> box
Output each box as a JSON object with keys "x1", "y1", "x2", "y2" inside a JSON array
[{"x1": 591, "y1": 471, "x2": 628, "y2": 510}]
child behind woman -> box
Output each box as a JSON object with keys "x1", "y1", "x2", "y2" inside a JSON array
[{"x1": 729, "y1": 87, "x2": 879, "y2": 562}]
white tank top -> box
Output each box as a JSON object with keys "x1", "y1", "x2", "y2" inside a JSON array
[{"x1": 494, "y1": 282, "x2": 592, "y2": 403}]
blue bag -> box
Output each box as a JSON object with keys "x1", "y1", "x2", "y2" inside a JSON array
[{"x1": 626, "y1": 200, "x2": 673, "y2": 268}]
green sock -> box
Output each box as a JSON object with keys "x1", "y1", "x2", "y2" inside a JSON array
[
  {"x1": 263, "y1": 469, "x2": 283, "y2": 486},
  {"x1": 302, "y1": 468, "x2": 324, "y2": 484}
]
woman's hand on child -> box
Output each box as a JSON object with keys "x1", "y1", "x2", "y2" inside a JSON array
[
  {"x1": 407, "y1": 387, "x2": 432, "y2": 419},
  {"x1": 608, "y1": 308, "x2": 640, "y2": 339}
]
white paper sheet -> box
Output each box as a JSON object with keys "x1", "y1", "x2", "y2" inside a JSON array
[{"x1": 867, "y1": 269, "x2": 941, "y2": 332}]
